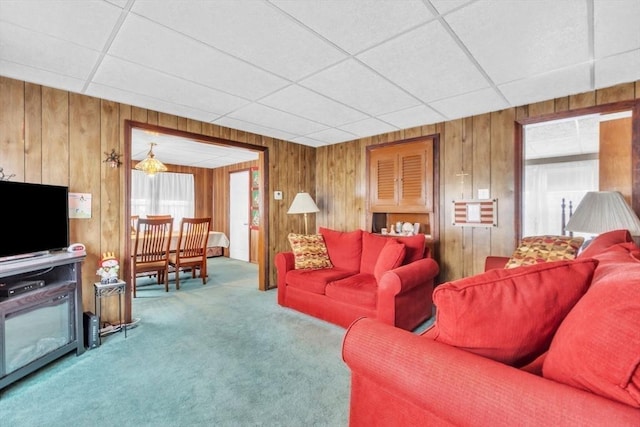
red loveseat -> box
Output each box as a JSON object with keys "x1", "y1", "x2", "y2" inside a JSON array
[
  {"x1": 342, "y1": 229, "x2": 640, "y2": 426},
  {"x1": 275, "y1": 227, "x2": 439, "y2": 331}
]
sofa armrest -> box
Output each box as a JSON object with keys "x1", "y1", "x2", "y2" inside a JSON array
[
  {"x1": 274, "y1": 252, "x2": 295, "y2": 305},
  {"x1": 379, "y1": 257, "x2": 439, "y2": 296},
  {"x1": 377, "y1": 258, "x2": 439, "y2": 330},
  {"x1": 342, "y1": 318, "x2": 640, "y2": 426},
  {"x1": 485, "y1": 255, "x2": 509, "y2": 271}
]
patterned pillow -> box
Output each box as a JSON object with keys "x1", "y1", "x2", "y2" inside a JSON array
[
  {"x1": 505, "y1": 235, "x2": 584, "y2": 268},
  {"x1": 288, "y1": 233, "x2": 333, "y2": 270}
]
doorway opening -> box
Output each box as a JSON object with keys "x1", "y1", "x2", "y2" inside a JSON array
[
  {"x1": 124, "y1": 121, "x2": 270, "y2": 320},
  {"x1": 516, "y1": 100, "x2": 638, "y2": 241}
]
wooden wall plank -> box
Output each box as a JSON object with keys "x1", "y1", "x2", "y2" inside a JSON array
[
  {"x1": 24, "y1": 82, "x2": 42, "y2": 183},
  {"x1": 0, "y1": 77, "x2": 25, "y2": 181},
  {"x1": 42, "y1": 87, "x2": 69, "y2": 186}
]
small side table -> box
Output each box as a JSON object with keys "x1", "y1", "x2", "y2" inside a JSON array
[{"x1": 94, "y1": 280, "x2": 127, "y2": 343}]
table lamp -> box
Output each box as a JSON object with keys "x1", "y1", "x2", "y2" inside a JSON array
[{"x1": 565, "y1": 191, "x2": 640, "y2": 244}]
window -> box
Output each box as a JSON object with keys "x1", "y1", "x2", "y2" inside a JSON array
[{"x1": 131, "y1": 170, "x2": 195, "y2": 228}]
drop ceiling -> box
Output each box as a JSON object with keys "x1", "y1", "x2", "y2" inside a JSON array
[{"x1": 1, "y1": 0, "x2": 640, "y2": 167}]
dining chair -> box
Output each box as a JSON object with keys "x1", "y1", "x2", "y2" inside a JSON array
[
  {"x1": 132, "y1": 217, "x2": 173, "y2": 297},
  {"x1": 168, "y1": 217, "x2": 211, "y2": 290},
  {"x1": 130, "y1": 215, "x2": 139, "y2": 233}
]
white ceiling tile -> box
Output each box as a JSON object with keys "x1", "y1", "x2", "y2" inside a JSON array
[
  {"x1": 445, "y1": 0, "x2": 590, "y2": 84},
  {"x1": 87, "y1": 82, "x2": 218, "y2": 124},
  {"x1": 0, "y1": 0, "x2": 123, "y2": 50},
  {"x1": 378, "y1": 105, "x2": 445, "y2": 130},
  {"x1": 300, "y1": 59, "x2": 420, "y2": 115},
  {"x1": 131, "y1": 0, "x2": 347, "y2": 81},
  {"x1": 1, "y1": 0, "x2": 639, "y2": 154},
  {"x1": 430, "y1": 0, "x2": 475, "y2": 15},
  {"x1": 338, "y1": 118, "x2": 399, "y2": 139},
  {"x1": 212, "y1": 116, "x2": 298, "y2": 143},
  {"x1": 93, "y1": 56, "x2": 249, "y2": 114},
  {"x1": 595, "y1": 49, "x2": 640, "y2": 89},
  {"x1": 594, "y1": 0, "x2": 640, "y2": 58},
  {"x1": 499, "y1": 63, "x2": 593, "y2": 107},
  {"x1": 259, "y1": 85, "x2": 367, "y2": 126},
  {"x1": 0, "y1": 60, "x2": 86, "y2": 93},
  {"x1": 226, "y1": 103, "x2": 328, "y2": 136},
  {"x1": 428, "y1": 88, "x2": 509, "y2": 121},
  {"x1": 271, "y1": 0, "x2": 433, "y2": 54},
  {"x1": 304, "y1": 127, "x2": 359, "y2": 145},
  {"x1": 108, "y1": 14, "x2": 289, "y2": 100},
  {"x1": 358, "y1": 22, "x2": 490, "y2": 102},
  {"x1": 0, "y1": 23, "x2": 100, "y2": 79}
]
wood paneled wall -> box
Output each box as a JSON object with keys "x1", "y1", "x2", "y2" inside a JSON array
[
  {"x1": 2, "y1": 75, "x2": 639, "y2": 320},
  {"x1": 0, "y1": 76, "x2": 314, "y2": 324},
  {"x1": 316, "y1": 81, "x2": 640, "y2": 283}
]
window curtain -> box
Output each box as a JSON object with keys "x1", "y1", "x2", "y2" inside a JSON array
[
  {"x1": 131, "y1": 170, "x2": 195, "y2": 229},
  {"x1": 523, "y1": 160, "x2": 598, "y2": 236}
]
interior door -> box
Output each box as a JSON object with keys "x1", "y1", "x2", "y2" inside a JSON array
[{"x1": 229, "y1": 170, "x2": 250, "y2": 261}]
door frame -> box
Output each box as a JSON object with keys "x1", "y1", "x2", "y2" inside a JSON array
[
  {"x1": 123, "y1": 121, "x2": 270, "y2": 321},
  {"x1": 514, "y1": 99, "x2": 640, "y2": 243}
]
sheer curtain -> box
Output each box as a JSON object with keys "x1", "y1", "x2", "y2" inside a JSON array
[
  {"x1": 523, "y1": 159, "x2": 598, "y2": 236},
  {"x1": 131, "y1": 170, "x2": 195, "y2": 229}
]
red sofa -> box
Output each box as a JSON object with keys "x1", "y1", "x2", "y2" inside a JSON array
[
  {"x1": 342, "y1": 229, "x2": 640, "y2": 426},
  {"x1": 275, "y1": 227, "x2": 439, "y2": 331}
]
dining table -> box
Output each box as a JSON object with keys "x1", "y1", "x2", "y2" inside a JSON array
[{"x1": 131, "y1": 231, "x2": 230, "y2": 252}]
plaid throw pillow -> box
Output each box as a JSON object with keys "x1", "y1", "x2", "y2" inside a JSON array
[
  {"x1": 505, "y1": 235, "x2": 584, "y2": 268},
  {"x1": 288, "y1": 233, "x2": 333, "y2": 270}
]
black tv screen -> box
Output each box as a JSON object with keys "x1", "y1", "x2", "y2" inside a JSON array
[{"x1": 0, "y1": 181, "x2": 70, "y2": 261}]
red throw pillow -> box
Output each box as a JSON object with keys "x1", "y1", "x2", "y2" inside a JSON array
[
  {"x1": 577, "y1": 229, "x2": 633, "y2": 259},
  {"x1": 360, "y1": 232, "x2": 390, "y2": 274},
  {"x1": 319, "y1": 227, "x2": 362, "y2": 272},
  {"x1": 543, "y1": 251, "x2": 640, "y2": 407},
  {"x1": 423, "y1": 258, "x2": 598, "y2": 366},
  {"x1": 392, "y1": 233, "x2": 426, "y2": 264},
  {"x1": 373, "y1": 241, "x2": 406, "y2": 283}
]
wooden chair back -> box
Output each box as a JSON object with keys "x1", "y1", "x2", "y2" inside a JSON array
[
  {"x1": 132, "y1": 217, "x2": 173, "y2": 296},
  {"x1": 169, "y1": 217, "x2": 211, "y2": 289}
]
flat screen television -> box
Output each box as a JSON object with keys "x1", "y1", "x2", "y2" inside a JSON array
[{"x1": 0, "y1": 181, "x2": 70, "y2": 262}]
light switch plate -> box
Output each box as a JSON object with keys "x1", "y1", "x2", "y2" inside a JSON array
[
  {"x1": 274, "y1": 191, "x2": 283, "y2": 200},
  {"x1": 478, "y1": 188, "x2": 490, "y2": 199}
]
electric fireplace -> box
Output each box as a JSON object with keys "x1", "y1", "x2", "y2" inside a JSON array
[{"x1": 0, "y1": 252, "x2": 85, "y2": 389}]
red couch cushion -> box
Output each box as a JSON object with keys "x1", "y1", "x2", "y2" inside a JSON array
[
  {"x1": 543, "y1": 245, "x2": 640, "y2": 408},
  {"x1": 285, "y1": 268, "x2": 353, "y2": 295},
  {"x1": 325, "y1": 273, "x2": 377, "y2": 308},
  {"x1": 373, "y1": 240, "x2": 405, "y2": 283},
  {"x1": 423, "y1": 258, "x2": 598, "y2": 366},
  {"x1": 319, "y1": 227, "x2": 362, "y2": 272}
]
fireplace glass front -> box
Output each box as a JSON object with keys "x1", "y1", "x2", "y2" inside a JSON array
[{"x1": 4, "y1": 291, "x2": 75, "y2": 375}]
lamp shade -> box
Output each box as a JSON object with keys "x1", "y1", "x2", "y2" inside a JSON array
[
  {"x1": 287, "y1": 192, "x2": 319, "y2": 214},
  {"x1": 135, "y1": 142, "x2": 168, "y2": 176},
  {"x1": 565, "y1": 191, "x2": 640, "y2": 236}
]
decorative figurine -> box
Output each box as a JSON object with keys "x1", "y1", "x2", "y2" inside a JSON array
[{"x1": 97, "y1": 252, "x2": 120, "y2": 284}]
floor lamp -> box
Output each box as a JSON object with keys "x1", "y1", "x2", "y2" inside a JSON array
[{"x1": 287, "y1": 192, "x2": 320, "y2": 234}]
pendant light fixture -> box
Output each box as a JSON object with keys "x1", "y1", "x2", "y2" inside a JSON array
[{"x1": 135, "y1": 142, "x2": 167, "y2": 176}]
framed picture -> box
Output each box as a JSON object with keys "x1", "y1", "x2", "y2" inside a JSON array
[{"x1": 452, "y1": 199, "x2": 497, "y2": 227}]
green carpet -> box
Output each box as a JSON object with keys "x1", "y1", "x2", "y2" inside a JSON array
[{"x1": 0, "y1": 257, "x2": 350, "y2": 426}]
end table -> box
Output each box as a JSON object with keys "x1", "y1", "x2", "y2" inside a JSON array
[{"x1": 93, "y1": 280, "x2": 127, "y2": 343}]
